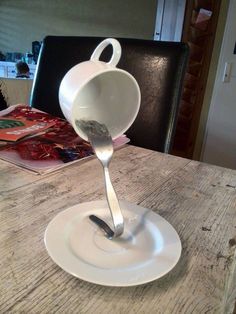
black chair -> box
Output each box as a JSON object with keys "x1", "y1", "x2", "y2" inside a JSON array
[{"x1": 30, "y1": 36, "x2": 189, "y2": 153}]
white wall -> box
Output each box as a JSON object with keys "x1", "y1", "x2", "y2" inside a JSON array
[
  {"x1": 0, "y1": 0, "x2": 157, "y2": 54},
  {"x1": 201, "y1": 0, "x2": 236, "y2": 169}
]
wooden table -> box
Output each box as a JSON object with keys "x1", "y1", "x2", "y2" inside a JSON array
[{"x1": 0, "y1": 145, "x2": 236, "y2": 313}]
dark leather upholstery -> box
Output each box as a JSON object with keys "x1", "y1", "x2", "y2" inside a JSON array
[{"x1": 30, "y1": 36, "x2": 189, "y2": 153}]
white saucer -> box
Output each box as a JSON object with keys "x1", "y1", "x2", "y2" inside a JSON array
[{"x1": 44, "y1": 200, "x2": 181, "y2": 286}]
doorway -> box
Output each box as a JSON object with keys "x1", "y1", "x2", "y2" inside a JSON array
[{"x1": 171, "y1": 0, "x2": 222, "y2": 159}]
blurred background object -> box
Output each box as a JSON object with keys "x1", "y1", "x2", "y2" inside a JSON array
[
  {"x1": 5, "y1": 52, "x2": 24, "y2": 63},
  {"x1": 15, "y1": 61, "x2": 30, "y2": 79},
  {"x1": 0, "y1": 52, "x2": 6, "y2": 61},
  {"x1": 32, "y1": 41, "x2": 42, "y2": 64},
  {"x1": 0, "y1": 82, "x2": 8, "y2": 110}
]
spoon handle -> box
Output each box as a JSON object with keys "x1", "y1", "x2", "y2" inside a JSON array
[{"x1": 103, "y1": 166, "x2": 124, "y2": 237}]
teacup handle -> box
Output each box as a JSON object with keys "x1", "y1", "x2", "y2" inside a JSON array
[{"x1": 90, "y1": 38, "x2": 121, "y2": 67}]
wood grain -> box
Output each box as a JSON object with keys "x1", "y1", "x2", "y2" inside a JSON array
[{"x1": 0, "y1": 145, "x2": 235, "y2": 313}]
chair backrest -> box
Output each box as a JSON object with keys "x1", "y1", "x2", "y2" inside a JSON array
[{"x1": 30, "y1": 36, "x2": 189, "y2": 153}]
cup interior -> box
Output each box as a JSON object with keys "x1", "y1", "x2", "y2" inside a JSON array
[{"x1": 71, "y1": 70, "x2": 140, "y2": 140}]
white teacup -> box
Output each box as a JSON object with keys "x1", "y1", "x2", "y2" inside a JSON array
[{"x1": 59, "y1": 38, "x2": 141, "y2": 141}]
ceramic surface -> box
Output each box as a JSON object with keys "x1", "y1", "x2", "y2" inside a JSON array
[{"x1": 44, "y1": 200, "x2": 181, "y2": 286}]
